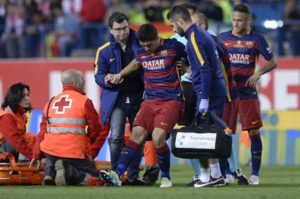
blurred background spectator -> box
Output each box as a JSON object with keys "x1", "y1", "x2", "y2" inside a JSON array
[
  {"x1": 0, "y1": 0, "x2": 298, "y2": 58},
  {"x1": 283, "y1": 0, "x2": 300, "y2": 56},
  {"x1": 1, "y1": 2, "x2": 26, "y2": 58}
]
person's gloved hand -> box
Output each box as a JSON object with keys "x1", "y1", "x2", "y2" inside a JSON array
[{"x1": 199, "y1": 98, "x2": 209, "y2": 113}]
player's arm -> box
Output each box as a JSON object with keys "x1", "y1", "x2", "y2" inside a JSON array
[
  {"x1": 108, "y1": 59, "x2": 141, "y2": 84},
  {"x1": 246, "y1": 57, "x2": 276, "y2": 88},
  {"x1": 246, "y1": 35, "x2": 277, "y2": 88}
]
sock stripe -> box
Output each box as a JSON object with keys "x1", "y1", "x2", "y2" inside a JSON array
[
  {"x1": 156, "y1": 144, "x2": 168, "y2": 154},
  {"x1": 126, "y1": 140, "x2": 139, "y2": 149}
]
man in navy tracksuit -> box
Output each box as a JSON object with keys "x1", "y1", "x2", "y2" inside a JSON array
[{"x1": 168, "y1": 5, "x2": 227, "y2": 188}]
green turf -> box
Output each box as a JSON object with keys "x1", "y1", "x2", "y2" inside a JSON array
[{"x1": 1, "y1": 165, "x2": 300, "y2": 199}]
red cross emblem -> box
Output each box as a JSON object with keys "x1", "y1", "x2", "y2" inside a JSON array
[{"x1": 52, "y1": 95, "x2": 72, "y2": 114}]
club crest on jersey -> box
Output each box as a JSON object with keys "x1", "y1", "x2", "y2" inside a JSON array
[
  {"x1": 52, "y1": 95, "x2": 72, "y2": 114},
  {"x1": 233, "y1": 40, "x2": 244, "y2": 48},
  {"x1": 160, "y1": 50, "x2": 168, "y2": 56},
  {"x1": 246, "y1": 41, "x2": 253, "y2": 47}
]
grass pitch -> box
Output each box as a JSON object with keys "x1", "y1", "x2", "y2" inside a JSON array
[{"x1": 0, "y1": 165, "x2": 300, "y2": 199}]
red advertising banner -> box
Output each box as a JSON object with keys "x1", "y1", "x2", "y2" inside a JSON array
[
  {"x1": 259, "y1": 57, "x2": 300, "y2": 110},
  {"x1": 0, "y1": 57, "x2": 299, "y2": 110},
  {"x1": 0, "y1": 59, "x2": 100, "y2": 110}
]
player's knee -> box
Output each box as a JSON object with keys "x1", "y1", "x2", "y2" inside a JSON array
[
  {"x1": 248, "y1": 128, "x2": 260, "y2": 136},
  {"x1": 130, "y1": 126, "x2": 148, "y2": 144},
  {"x1": 152, "y1": 131, "x2": 167, "y2": 148}
]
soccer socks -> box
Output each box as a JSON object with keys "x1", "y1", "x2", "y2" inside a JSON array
[
  {"x1": 199, "y1": 167, "x2": 210, "y2": 182},
  {"x1": 210, "y1": 162, "x2": 222, "y2": 179},
  {"x1": 249, "y1": 134, "x2": 262, "y2": 176},
  {"x1": 228, "y1": 133, "x2": 239, "y2": 173},
  {"x1": 191, "y1": 159, "x2": 201, "y2": 176},
  {"x1": 115, "y1": 140, "x2": 139, "y2": 177},
  {"x1": 156, "y1": 144, "x2": 170, "y2": 179},
  {"x1": 219, "y1": 158, "x2": 231, "y2": 176}
]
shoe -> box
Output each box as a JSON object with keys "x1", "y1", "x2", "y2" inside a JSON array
[
  {"x1": 210, "y1": 176, "x2": 227, "y2": 187},
  {"x1": 186, "y1": 175, "x2": 199, "y2": 187},
  {"x1": 142, "y1": 165, "x2": 160, "y2": 185},
  {"x1": 123, "y1": 178, "x2": 147, "y2": 186},
  {"x1": 43, "y1": 175, "x2": 55, "y2": 185},
  {"x1": 249, "y1": 175, "x2": 259, "y2": 185},
  {"x1": 160, "y1": 177, "x2": 172, "y2": 188},
  {"x1": 225, "y1": 174, "x2": 235, "y2": 184},
  {"x1": 54, "y1": 160, "x2": 66, "y2": 185},
  {"x1": 193, "y1": 179, "x2": 213, "y2": 188},
  {"x1": 233, "y1": 168, "x2": 249, "y2": 185},
  {"x1": 99, "y1": 170, "x2": 122, "y2": 186}
]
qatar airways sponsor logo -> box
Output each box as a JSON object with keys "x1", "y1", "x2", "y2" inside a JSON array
[
  {"x1": 142, "y1": 59, "x2": 165, "y2": 70},
  {"x1": 229, "y1": 53, "x2": 250, "y2": 64}
]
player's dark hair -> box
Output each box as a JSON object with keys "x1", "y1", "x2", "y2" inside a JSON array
[
  {"x1": 108, "y1": 12, "x2": 129, "y2": 28},
  {"x1": 167, "y1": 5, "x2": 192, "y2": 22},
  {"x1": 181, "y1": 3, "x2": 199, "y2": 15},
  {"x1": 233, "y1": 4, "x2": 250, "y2": 14},
  {"x1": 1, "y1": 82, "x2": 32, "y2": 112},
  {"x1": 137, "y1": 23, "x2": 158, "y2": 42}
]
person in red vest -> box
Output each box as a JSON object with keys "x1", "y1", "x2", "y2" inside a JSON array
[
  {"x1": 32, "y1": 69, "x2": 108, "y2": 186},
  {"x1": 0, "y1": 82, "x2": 35, "y2": 162}
]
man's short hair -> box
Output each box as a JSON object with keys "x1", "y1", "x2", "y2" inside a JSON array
[
  {"x1": 181, "y1": 3, "x2": 199, "y2": 15},
  {"x1": 233, "y1": 4, "x2": 250, "y2": 14},
  {"x1": 167, "y1": 5, "x2": 192, "y2": 22},
  {"x1": 108, "y1": 12, "x2": 129, "y2": 28},
  {"x1": 137, "y1": 23, "x2": 158, "y2": 42}
]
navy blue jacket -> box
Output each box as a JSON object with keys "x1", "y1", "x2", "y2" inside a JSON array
[
  {"x1": 185, "y1": 24, "x2": 226, "y2": 99},
  {"x1": 94, "y1": 30, "x2": 141, "y2": 125}
]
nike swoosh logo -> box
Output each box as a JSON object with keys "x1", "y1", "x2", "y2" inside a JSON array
[
  {"x1": 160, "y1": 122, "x2": 169, "y2": 126},
  {"x1": 251, "y1": 120, "x2": 259, "y2": 125},
  {"x1": 109, "y1": 58, "x2": 115, "y2": 62}
]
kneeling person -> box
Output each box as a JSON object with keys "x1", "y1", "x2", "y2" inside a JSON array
[{"x1": 32, "y1": 69, "x2": 107, "y2": 185}]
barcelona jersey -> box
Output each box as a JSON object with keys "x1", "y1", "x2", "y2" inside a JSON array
[
  {"x1": 136, "y1": 38, "x2": 186, "y2": 101},
  {"x1": 219, "y1": 30, "x2": 273, "y2": 99}
]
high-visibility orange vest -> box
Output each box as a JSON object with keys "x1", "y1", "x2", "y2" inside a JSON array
[
  {"x1": 0, "y1": 108, "x2": 28, "y2": 144},
  {"x1": 40, "y1": 90, "x2": 89, "y2": 159}
]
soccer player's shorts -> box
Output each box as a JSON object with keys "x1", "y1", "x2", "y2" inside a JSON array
[
  {"x1": 134, "y1": 99, "x2": 184, "y2": 134},
  {"x1": 239, "y1": 98, "x2": 263, "y2": 130},
  {"x1": 222, "y1": 98, "x2": 239, "y2": 133},
  {"x1": 223, "y1": 98, "x2": 262, "y2": 132}
]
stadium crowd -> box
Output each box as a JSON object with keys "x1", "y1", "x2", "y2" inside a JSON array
[{"x1": 0, "y1": 0, "x2": 298, "y2": 58}]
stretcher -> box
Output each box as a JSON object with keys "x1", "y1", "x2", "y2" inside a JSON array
[
  {"x1": 0, "y1": 152, "x2": 128, "y2": 185},
  {"x1": 0, "y1": 152, "x2": 44, "y2": 185}
]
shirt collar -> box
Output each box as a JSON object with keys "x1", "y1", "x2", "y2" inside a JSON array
[
  {"x1": 184, "y1": 23, "x2": 198, "y2": 39},
  {"x1": 231, "y1": 28, "x2": 252, "y2": 37},
  {"x1": 63, "y1": 85, "x2": 85, "y2": 95}
]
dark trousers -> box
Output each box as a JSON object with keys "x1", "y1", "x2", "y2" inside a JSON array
[
  {"x1": 0, "y1": 140, "x2": 19, "y2": 162},
  {"x1": 178, "y1": 81, "x2": 197, "y2": 126},
  {"x1": 44, "y1": 153, "x2": 99, "y2": 185}
]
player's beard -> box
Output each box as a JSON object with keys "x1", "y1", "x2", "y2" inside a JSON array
[{"x1": 177, "y1": 26, "x2": 185, "y2": 37}]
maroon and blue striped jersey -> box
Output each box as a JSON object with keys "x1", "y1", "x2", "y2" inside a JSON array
[
  {"x1": 219, "y1": 30, "x2": 273, "y2": 99},
  {"x1": 136, "y1": 38, "x2": 186, "y2": 101}
]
